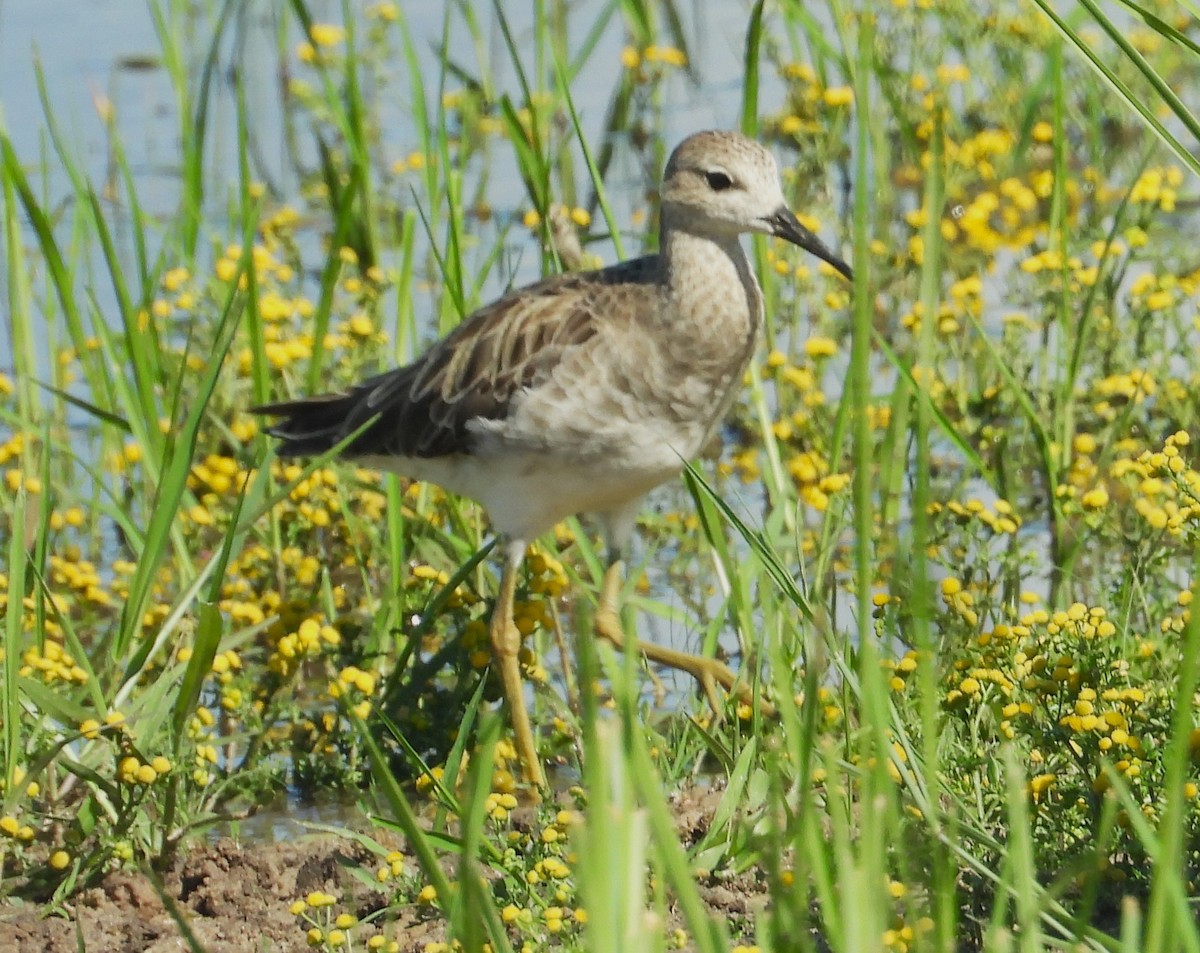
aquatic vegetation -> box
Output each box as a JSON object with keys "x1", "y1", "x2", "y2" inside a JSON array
[{"x1": 0, "y1": 0, "x2": 1198, "y2": 950}]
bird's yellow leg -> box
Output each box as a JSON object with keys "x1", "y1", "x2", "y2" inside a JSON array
[
  {"x1": 593, "y1": 560, "x2": 774, "y2": 715},
  {"x1": 489, "y1": 545, "x2": 546, "y2": 793}
]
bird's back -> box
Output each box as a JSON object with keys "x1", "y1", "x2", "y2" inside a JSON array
[{"x1": 255, "y1": 255, "x2": 663, "y2": 461}]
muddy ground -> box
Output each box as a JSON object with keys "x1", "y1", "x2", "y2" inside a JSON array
[{"x1": 0, "y1": 786, "x2": 770, "y2": 952}]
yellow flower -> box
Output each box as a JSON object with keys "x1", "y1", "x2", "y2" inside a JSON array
[
  {"x1": 417, "y1": 884, "x2": 438, "y2": 904},
  {"x1": 935, "y1": 63, "x2": 971, "y2": 84},
  {"x1": 778, "y1": 115, "x2": 804, "y2": 136},
  {"x1": 1145, "y1": 290, "x2": 1173, "y2": 311},
  {"x1": 352, "y1": 670, "x2": 376, "y2": 694},
  {"x1": 644, "y1": 45, "x2": 686, "y2": 67},
  {"x1": 367, "y1": 3, "x2": 398, "y2": 22},
  {"x1": 804, "y1": 336, "x2": 838, "y2": 358},
  {"x1": 1028, "y1": 773, "x2": 1056, "y2": 801},
  {"x1": 822, "y1": 86, "x2": 854, "y2": 107},
  {"x1": 309, "y1": 23, "x2": 346, "y2": 47}
]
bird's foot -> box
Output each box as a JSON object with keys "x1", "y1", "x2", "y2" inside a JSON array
[{"x1": 594, "y1": 608, "x2": 773, "y2": 717}]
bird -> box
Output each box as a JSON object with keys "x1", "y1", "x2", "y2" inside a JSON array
[{"x1": 254, "y1": 130, "x2": 853, "y2": 792}]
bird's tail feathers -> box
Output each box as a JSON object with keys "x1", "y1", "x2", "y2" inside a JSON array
[{"x1": 251, "y1": 393, "x2": 367, "y2": 457}]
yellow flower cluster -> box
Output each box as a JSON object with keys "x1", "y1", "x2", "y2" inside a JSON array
[
  {"x1": 478, "y1": 790, "x2": 516, "y2": 823},
  {"x1": 0, "y1": 431, "x2": 28, "y2": 466},
  {"x1": 414, "y1": 765, "x2": 444, "y2": 795},
  {"x1": 927, "y1": 497, "x2": 1020, "y2": 536},
  {"x1": 1128, "y1": 165, "x2": 1183, "y2": 210},
  {"x1": 431, "y1": 547, "x2": 568, "y2": 683},
  {"x1": 3, "y1": 467, "x2": 43, "y2": 494},
  {"x1": 511, "y1": 551, "x2": 568, "y2": 658},
  {"x1": 938, "y1": 576, "x2": 978, "y2": 627},
  {"x1": 269, "y1": 617, "x2": 341, "y2": 677},
  {"x1": 79, "y1": 710, "x2": 128, "y2": 740},
  {"x1": 117, "y1": 755, "x2": 173, "y2": 786},
  {"x1": 185, "y1": 707, "x2": 221, "y2": 787},
  {"x1": 0, "y1": 435, "x2": 42, "y2": 495},
  {"x1": 189, "y1": 454, "x2": 245, "y2": 497},
  {"x1": 290, "y1": 882, "x2": 399, "y2": 951},
  {"x1": 883, "y1": 909, "x2": 935, "y2": 953},
  {"x1": 524, "y1": 852, "x2": 573, "y2": 889},
  {"x1": 409, "y1": 563, "x2": 477, "y2": 612},
  {"x1": 882, "y1": 650, "x2": 920, "y2": 693},
  {"x1": 47, "y1": 553, "x2": 115, "y2": 608},
  {"x1": 906, "y1": 114, "x2": 1087, "y2": 261},
  {"x1": 20, "y1": 639, "x2": 89, "y2": 685},
  {"x1": 1111, "y1": 431, "x2": 1195, "y2": 534},
  {"x1": 619, "y1": 44, "x2": 687, "y2": 71},
  {"x1": 772, "y1": 63, "x2": 859, "y2": 137},
  {"x1": 48, "y1": 505, "x2": 87, "y2": 532},
  {"x1": 328, "y1": 665, "x2": 376, "y2": 719},
  {"x1": 791, "y1": 686, "x2": 844, "y2": 728},
  {"x1": 373, "y1": 850, "x2": 405, "y2": 883},
  {"x1": 295, "y1": 24, "x2": 345, "y2": 65},
  {"x1": 391, "y1": 150, "x2": 429, "y2": 175},
  {"x1": 900, "y1": 275, "x2": 982, "y2": 335},
  {"x1": 735, "y1": 351, "x2": 854, "y2": 511},
  {"x1": 0, "y1": 815, "x2": 36, "y2": 842},
  {"x1": 935, "y1": 590, "x2": 1167, "y2": 809}
]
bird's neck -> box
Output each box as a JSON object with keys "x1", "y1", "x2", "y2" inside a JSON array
[{"x1": 658, "y1": 220, "x2": 762, "y2": 344}]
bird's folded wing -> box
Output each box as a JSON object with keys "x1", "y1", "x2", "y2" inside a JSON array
[{"x1": 255, "y1": 256, "x2": 658, "y2": 459}]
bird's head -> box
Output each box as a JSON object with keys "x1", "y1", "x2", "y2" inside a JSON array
[{"x1": 660, "y1": 130, "x2": 852, "y2": 281}]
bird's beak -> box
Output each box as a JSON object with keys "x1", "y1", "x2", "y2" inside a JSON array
[{"x1": 766, "y1": 206, "x2": 853, "y2": 282}]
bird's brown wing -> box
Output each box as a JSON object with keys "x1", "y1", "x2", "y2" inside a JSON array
[{"x1": 255, "y1": 255, "x2": 659, "y2": 459}]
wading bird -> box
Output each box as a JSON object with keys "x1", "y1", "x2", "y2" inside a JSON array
[{"x1": 256, "y1": 130, "x2": 852, "y2": 791}]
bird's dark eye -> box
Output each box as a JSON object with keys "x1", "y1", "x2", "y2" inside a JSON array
[{"x1": 705, "y1": 170, "x2": 733, "y2": 191}]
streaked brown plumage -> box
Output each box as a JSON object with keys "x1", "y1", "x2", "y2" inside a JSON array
[
  {"x1": 256, "y1": 131, "x2": 852, "y2": 794},
  {"x1": 256, "y1": 257, "x2": 655, "y2": 461}
]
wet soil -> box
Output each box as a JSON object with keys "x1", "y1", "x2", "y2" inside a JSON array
[{"x1": 0, "y1": 785, "x2": 770, "y2": 952}]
